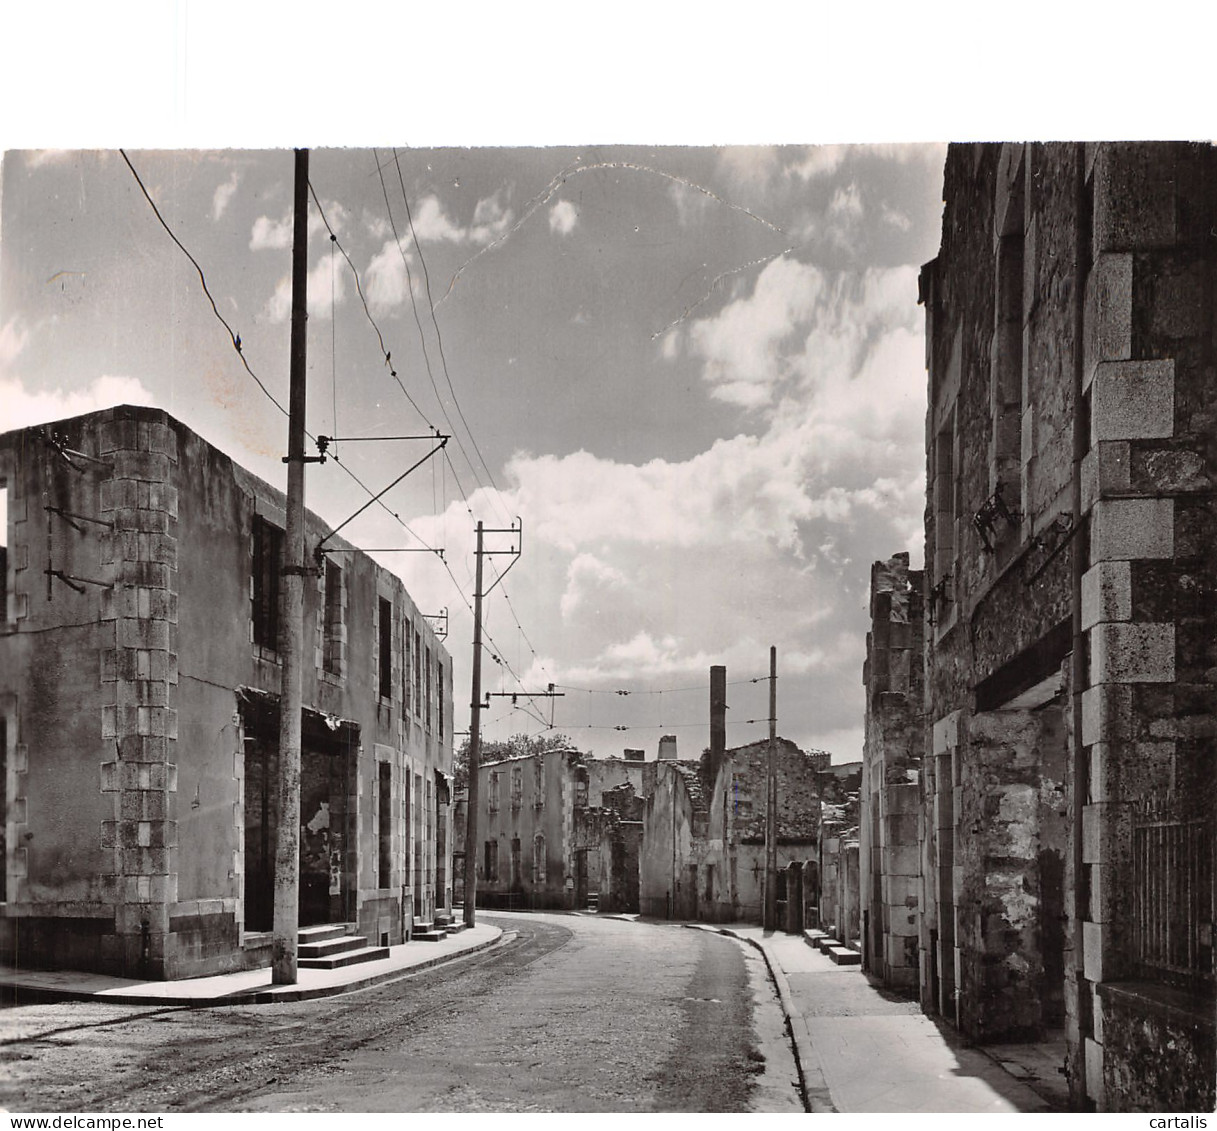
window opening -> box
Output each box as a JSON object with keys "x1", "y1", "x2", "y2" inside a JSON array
[
  {"x1": 322, "y1": 560, "x2": 343, "y2": 675},
  {"x1": 377, "y1": 762, "x2": 392, "y2": 888},
  {"x1": 251, "y1": 517, "x2": 283, "y2": 649},
  {"x1": 378, "y1": 599, "x2": 393, "y2": 700}
]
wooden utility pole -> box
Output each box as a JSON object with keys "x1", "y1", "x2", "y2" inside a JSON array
[
  {"x1": 461, "y1": 520, "x2": 521, "y2": 928},
  {"x1": 272, "y1": 148, "x2": 309, "y2": 984},
  {"x1": 462, "y1": 521, "x2": 486, "y2": 927},
  {"x1": 764, "y1": 645, "x2": 778, "y2": 930}
]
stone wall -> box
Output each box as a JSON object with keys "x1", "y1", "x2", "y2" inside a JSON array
[{"x1": 921, "y1": 142, "x2": 1216, "y2": 1109}]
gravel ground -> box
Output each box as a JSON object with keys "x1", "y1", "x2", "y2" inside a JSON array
[{"x1": 0, "y1": 912, "x2": 802, "y2": 1113}]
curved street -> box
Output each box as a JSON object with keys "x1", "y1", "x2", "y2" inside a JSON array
[{"x1": 0, "y1": 913, "x2": 802, "y2": 1113}]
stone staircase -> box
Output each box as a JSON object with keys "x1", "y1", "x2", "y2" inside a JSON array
[
  {"x1": 412, "y1": 917, "x2": 448, "y2": 942},
  {"x1": 803, "y1": 927, "x2": 861, "y2": 966},
  {"x1": 297, "y1": 924, "x2": 390, "y2": 969}
]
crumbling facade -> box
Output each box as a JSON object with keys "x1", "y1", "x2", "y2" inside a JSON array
[
  {"x1": 918, "y1": 143, "x2": 1215, "y2": 1110},
  {"x1": 0, "y1": 405, "x2": 454, "y2": 979},
  {"x1": 473, "y1": 748, "x2": 645, "y2": 910},
  {"x1": 639, "y1": 738, "x2": 846, "y2": 923},
  {"x1": 859, "y1": 551, "x2": 925, "y2": 988}
]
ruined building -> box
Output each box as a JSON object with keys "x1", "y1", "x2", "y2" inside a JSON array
[
  {"x1": 917, "y1": 142, "x2": 1214, "y2": 1110},
  {"x1": 859, "y1": 551, "x2": 925, "y2": 989},
  {"x1": 0, "y1": 405, "x2": 454, "y2": 979},
  {"x1": 473, "y1": 747, "x2": 645, "y2": 911}
]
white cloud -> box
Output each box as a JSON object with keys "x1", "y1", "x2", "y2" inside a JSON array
[
  {"x1": 827, "y1": 182, "x2": 864, "y2": 221},
  {"x1": 687, "y1": 255, "x2": 824, "y2": 408},
  {"x1": 715, "y1": 146, "x2": 781, "y2": 188},
  {"x1": 261, "y1": 256, "x2": 348, "y2": 323},
  {"x1": 365, "y1": 238, "x2": 416, "y2": 313},
  {"x1": 549, "y1": 200, "x2": 578, "y2": 236},
  {"x1": 881, "y1": 203, "x2": 913, "y2": 231},
  {"x1": 0, "y1": 318, "x2": 30, "y2": 373},
  {"x1": 250, "y1": 213, "x2": 291, "y2": 251},
  {"x1": 0, "y1": 374, "x2": 156, "y2": 432},
  {"x1": 250, "y1": 201, "x2": 346, "y2": 251},
  {"x1": 212, "y1": 171, "x2": 240, "y2": 221},
  {"x1": 667, "y1": 181, "x2": 711, "y2": 227},
  {"x1": 409, "y1": 192, "x2": 514, "y2": 246},
  {"x1": 469, "y1": 193, "x2": 513, "y2": 244},
  {"x1": 785, "y1": 145, "x2": 848, "y2": 182}
]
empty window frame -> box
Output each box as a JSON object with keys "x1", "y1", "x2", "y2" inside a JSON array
[
  {"x1": 436, "y1": 661, "x2": 444, "y2": 739},
  {"x1": 251, "y1": 517, "x2": 283, "y2": 649},
  {"x1": 533, "y1": 833, "x2": 547, "y2": 884},
  {"x1": 425, "y1": 645, "x2": 432, "y2": 730},
  {"x1": 377, "y1": 762, "x2": 392, "y2": 888},
  {"x1": 378, "y1": 598, "x2": 393, "y2": 701},
  {"x1": 401, "y1": 614, "x2": 411, "y2": 718},
  {"x1": 322, "y1": 560, "x2": 343, "y2": 676},
  {"x1": 484, "y1": 839, "x2": 498, "y2": 883},
  {"x1": 413, "y1": 630, "x2": 422, "y2": 716}
]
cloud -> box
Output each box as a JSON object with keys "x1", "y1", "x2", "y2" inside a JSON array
[
  {"x1": 548, "y1": 200, "x2": 578, "y2": 236},
  {"x1": 0, "y1": 318, "x2": 30, "y2": 373},
  {"x1": 364, "y1": 238, "x2": 416, "y2": 313},
  {"x1": 23, "y1": 149, "x2": 74, "y2": 169},
  {"x1": 250, "y1": 201, "x2": 347, "y2": 251},
  {"x1": 250, "y1": 214, "x2": 291, "y2": 251},
  {"x1": 261, "y1": 256, "x2": 348, "y2": 323},
  {"x1": 667, "y1": 181, "x2": 712, "y2": 227},
  {"x1": 686, "y1": 255, "x2": 824, "y2": 408},
  {"x1": 212, "y1": 171, "x2": 240, "y2": 221},
  {"x1": 0, "y1": 374, "x2": 156, "y2": 431},
  {"x1": 785, "y1": 146, "x2": 849, "y2": 182},
  {"x1": 715, "y1": 146, "x2": 782, "y2": 189},
  {"x1": 827, "y1": 182, "x2": 864, "y2": 221}
]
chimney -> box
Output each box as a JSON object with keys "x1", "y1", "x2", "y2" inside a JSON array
[
  {"x1": 624, "y1": 748, "x2": 645, "y2": 762},
  {"x1": 658, "y1": 735, "x2": 678, "y2": 761},
  {"x1": 710, "y1": 665, "x2": 727, "y2": 763}
]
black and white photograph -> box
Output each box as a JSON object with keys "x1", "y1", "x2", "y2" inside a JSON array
[{"x1": 0, "y1": 5, "x2": 1213, "y2": 1119}]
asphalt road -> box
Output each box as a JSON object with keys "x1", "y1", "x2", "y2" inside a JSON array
[{"x1": 0, "y1": 913, "x2": 802, "y2": 1113}]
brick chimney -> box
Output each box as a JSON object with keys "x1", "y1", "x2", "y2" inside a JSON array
[
  {"x1": 708, "y1": 664, "x2": 727, "y2": 785},
  {"x1": 658, "y1": 735, "x2": 677, "y2": 761}
]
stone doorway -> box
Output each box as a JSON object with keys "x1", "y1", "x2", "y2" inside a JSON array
[{"x1": 239, "y1": 692, "x2": 358, "y2": 931}]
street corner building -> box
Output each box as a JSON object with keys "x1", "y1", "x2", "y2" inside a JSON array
[
  {"x1": 861, "y1": 142, "x2": 1215, "y2": 1111},
  {"x1": 0, "y1": 404, "x2": 456, "y2": 980}
]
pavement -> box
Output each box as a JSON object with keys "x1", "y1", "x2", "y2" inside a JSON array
[
  {"x1": 0, "y1": 923, "x2": 502, "y2": 1006},
  {"x1": 685, "y1": 922, "x2": 1069, "y2": 1113}
]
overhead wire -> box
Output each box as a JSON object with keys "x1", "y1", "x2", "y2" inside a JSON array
[
  {"x1": 121, "y1": 150, "x2": 440, "y2": 560},
  {"x1": 392, "y1": 148, "x2": 505, "y2": 510}
]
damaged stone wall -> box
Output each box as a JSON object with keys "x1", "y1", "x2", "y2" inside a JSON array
[
  {"x1": 922, "y1": 142, "x2": 1216, "y2": 1110},
  {"x1": 861, "y1": 552, "x2": 924, "y2": 990}
]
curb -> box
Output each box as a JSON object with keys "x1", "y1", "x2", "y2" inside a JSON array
[
  {"x1": 684, "y1": 923, "x2": 837, "y2": 1113},
  {"x1": 0, "y1": 929, "x2": 506, "y2": 1008}
]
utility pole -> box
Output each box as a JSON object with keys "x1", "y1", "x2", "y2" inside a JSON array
[
  {"x1": 462, "y1": 522, "x2": 486, "y2": 928},
  {"x1": 764, "y1": 645, "x2": 778, "y2": 931},
  {"x1": 462, "y1": 519, "x2": 522, "y2": 928},
  {"x1": 272, "y1": 148, "x2": 309, "y2": 984}
]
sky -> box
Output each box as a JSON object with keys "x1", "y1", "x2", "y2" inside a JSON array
[{"x1": 0, "y1": 3, "x2": 1206, "y2": 766}]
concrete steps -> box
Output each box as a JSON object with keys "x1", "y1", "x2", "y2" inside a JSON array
[
  {"x1": 412, "y1": 919, "x2": 447, "y2": 943},
  {"x1": 827, "y1": 945, "x2": 861, "y2": 965},
  {"x1": 297, "y1": 924, "x2": 390, "y2": 969}
]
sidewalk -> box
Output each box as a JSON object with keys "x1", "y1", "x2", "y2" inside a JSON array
[
  {"x1": 0, "y1": 923, "x2": 502, "y2": 1007},
  {"x1": 688, "y1": 923, "x2": 1064, "y2": 1113}
]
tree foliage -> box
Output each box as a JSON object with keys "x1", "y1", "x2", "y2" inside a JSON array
[{"x1": 453, "y1": 732, "x2": 577, "y2": 792}]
